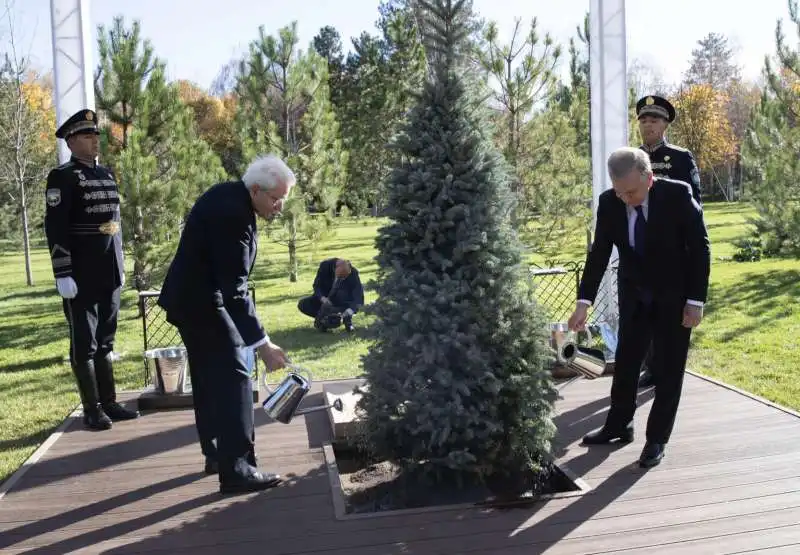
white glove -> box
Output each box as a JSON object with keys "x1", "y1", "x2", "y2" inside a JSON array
[
  {"x1": 343, "y1": 308, "x2": 354, "y2": 317},
  {"x1": 56, "y1": 277, "x2": 78, "y2": 299}
]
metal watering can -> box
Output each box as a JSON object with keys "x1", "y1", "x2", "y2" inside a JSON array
[
  {"x1": 259, "y1": 362, "x2": 343, "y2": 424},
  {"x1": 549, "y1": 323, "x2": 607, "y2": 379}
]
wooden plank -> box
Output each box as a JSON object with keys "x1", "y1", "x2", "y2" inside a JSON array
[
  {"x1": 2, "y1": 374, "x2": 800, "y2": 555},
  {"x1": 5, "y1": 481, "x2": 800, "y2": 552}
]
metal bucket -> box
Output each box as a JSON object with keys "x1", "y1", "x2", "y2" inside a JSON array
[{"x1": 144, "y1": 347, "x2": 189, "y2": 395}]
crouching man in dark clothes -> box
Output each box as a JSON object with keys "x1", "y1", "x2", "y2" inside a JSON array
[{"x1": 298, "y1": 258, "x2": 364, "y2": 332}]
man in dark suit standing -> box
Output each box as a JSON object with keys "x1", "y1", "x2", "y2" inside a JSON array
[
  {"x1": 158, "y1": 155, "x2": 294, "y2": 494},
  {"x1": 568, "y1": 147, "x2": 710, "y2": 468},
  {"x1": 636, "y1": 94, "x2": 704, "y2": 388},
  {"x1": 298, "y1": 258, "x2": 364, "y2": 332}
]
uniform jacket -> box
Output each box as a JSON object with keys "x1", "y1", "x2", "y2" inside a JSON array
[
  {"x1": 43, "y1": 157, "x2": 124, "y2": 294},
  {"x1": 640, "y1": 140, "x2": 702, "y2": 203},
  {"x1": 157, "y1": 180, "x2": 266, "y2": 347},
  {"x1": 578, "y1": 178, "x2": 710, "y2": 314}
]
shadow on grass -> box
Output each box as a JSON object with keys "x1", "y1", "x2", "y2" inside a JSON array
[
  {"x1": 266, "y1": 324, "x2": 367, "y2": 358},
  {"x1": 0, "y1": 425, "x2": 61, "y2": 454},
  {"x1": 0, "y1": 364, "x2": 75, "y2": 398},
  {"x1": 0, "y1": 355, "x2": 65, "y2": 374},
  {"x1": 698, "y1": 267, "x2": 800, "y2": 344},
  {"x1": 1, "y1": 299, "x2": 68, "y2": 321},
  {"x1": 0, "y1": 288, "x2": 54, "y2": 304},
  {"x1": 0, "y1": 320, "x2": 66, "y2": 351},
  {"x1": 702, "y1": 201, "x2": 752, "y2": 215},
  {"x1": 322, "y1": 238, "x2": 377, "y2": 253},
  {"x1": 705, "y1": 220, "x2": 750, "y2": 232}
]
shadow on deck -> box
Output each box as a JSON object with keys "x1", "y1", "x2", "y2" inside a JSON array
[{"x1": 1, "y1": 372, "x2": 800, "y2": 554}]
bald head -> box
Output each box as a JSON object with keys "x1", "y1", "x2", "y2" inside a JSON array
[{"x1": 335, "y1": 259, "x2": 352, "y2": 278}]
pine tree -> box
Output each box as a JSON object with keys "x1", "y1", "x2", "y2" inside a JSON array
[
  {"x1": 94, "y1": 16, "x2": 226, "y2": 290},
  {"x1": 236, "y1": 22, "x2": 348, "y2": 281},
  {"x1": 740, "y1": 0, "x2": 800, "y2": 255},
  {"x1": 357, "y1": 0, "x2": 557, "y2": 483}
]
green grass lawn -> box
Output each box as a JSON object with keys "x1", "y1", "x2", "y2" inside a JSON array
[
  {"x1": 687, "y1": 203, "x2": 800, "y2": 409},
  {"x1": 1, "y1": 202, "x2": 798, "y2": 485}
]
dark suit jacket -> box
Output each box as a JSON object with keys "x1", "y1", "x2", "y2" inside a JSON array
[
  {"x1": 158, "y1": 180, "x2": 266, "y2": 346},
  {"x1": 578, "y1": 178, "x2": 710, "y2": 312},
  {"x1": 312, "y1": 258, "x2": 365, "y2": 313}
]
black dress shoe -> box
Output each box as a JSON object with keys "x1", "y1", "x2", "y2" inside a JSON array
[
  {"x1": 204, "y1": 457, "x2": 219, "y2": 474},
  {"x1": 582, "y1": 426, "x2": 634, "y2": 445},
  {"x1": 639, "y1": 442, "x2": 665, "y2": 467},
  {"x1": 220, "y1": 470, "x2": 282, "y2": 494},
  {"x1": 83, "y1": 407, "x2": 113, "y2": 431},
  {"x1": 103, "y1": 402, "x2": 140, "y2": 421}
]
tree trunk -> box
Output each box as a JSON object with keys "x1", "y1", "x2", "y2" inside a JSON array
[
  {"x1": 288, "y1": 214, "x2": 298, "y2": 282},
  {"x1": 134, "y1": 204, "x2": 147, "y2": 287},
  {"x1": 21, "y1": 198, "x2": 33, "y2": 286},
  {"x1": 134, "y1": 204, "x2": 146, "y2": 317}
]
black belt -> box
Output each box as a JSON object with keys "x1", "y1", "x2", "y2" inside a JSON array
[{"x1": 69, "y1": 221, "x2": 121, "y2": 236}]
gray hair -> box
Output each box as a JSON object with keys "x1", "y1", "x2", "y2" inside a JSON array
[
  {"x1": 242, "y1": 154, "x2": 296, "y2": 191},
  {"x1": 607, "y1": 147, "x2": 652, "y2": 181}
]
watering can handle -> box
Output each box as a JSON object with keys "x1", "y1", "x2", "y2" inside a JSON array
[
  {"x1": 259, "y1": 354, "x2": 294, "y2": 395},
  {"x1": 259, "y1": 357, "x2": 313, "y2": 393},
  {"x1": 567, "y1": 326, "x2": 592, "y2": 345},
  {"x1": 290, "y1": 363, "x2": 313, "y2": 386},
  {"x1": 259, "y1": 366, "x2": 273, "y2": 395}
]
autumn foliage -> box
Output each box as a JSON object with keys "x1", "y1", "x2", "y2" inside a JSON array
[
  {"x1": 20, "y1": 77, "x2": 56, "y2": 143},
  {"x1": 176, "y1": 80, "x2": 239, "y2": 174},
  {"x1": 670, "y1": 83, "x2": 737, "y2": 170}
]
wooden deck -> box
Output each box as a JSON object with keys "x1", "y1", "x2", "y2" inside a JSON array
[{"x1": 2, "y1": 371, "x2": 800, "y2": 554}]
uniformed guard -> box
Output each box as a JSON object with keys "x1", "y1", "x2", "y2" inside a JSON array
[
  {"x1": 636, "y1": 95, "x2": 702, "y2": 203},
  {"x1": 635, "y1": 95, "x2": 704, "y2": 389},
  {"x1": 44, "y1": 108, "x2": 140, "y2": 430}
]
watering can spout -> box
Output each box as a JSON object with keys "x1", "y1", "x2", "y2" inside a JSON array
[{"x1": 548, "y1": 323, "x2": 606, "y2": 379}]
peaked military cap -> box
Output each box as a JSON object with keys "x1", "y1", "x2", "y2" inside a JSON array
[
  {"x1": 55, "y1": 109, "x2": 100, "y2": 139},
  {"x1": 636, "y1": 95, "x2": 676, "y2": 123}
]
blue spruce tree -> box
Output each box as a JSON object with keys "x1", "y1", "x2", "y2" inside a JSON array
[{"x1": 358, "y1": 0, "x2": 557, "y2": 482}]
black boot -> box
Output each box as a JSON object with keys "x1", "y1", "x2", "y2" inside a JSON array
[
  {"x1": 95, "y1": 353, "x2": 140, "y2": 421},
  {"x1": 73, "y1": 360, "x2": 112, "y2": 431}
]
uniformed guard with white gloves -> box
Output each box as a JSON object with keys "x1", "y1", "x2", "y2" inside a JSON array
[{"x1": 44, "y1": 108, "x2": 140, "y2": 430}]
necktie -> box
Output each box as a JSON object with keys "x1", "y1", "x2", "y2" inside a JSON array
[
  {"x1": 328, "y1": 277, "x2": 341, "y2": 298},
  {"x1": 634, "y1": 205, "x2": 647, "y2": 257}
]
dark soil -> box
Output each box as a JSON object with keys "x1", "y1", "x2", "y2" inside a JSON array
[{"x1": 333, "y1": 443, "x2": 580, "y2": 514}]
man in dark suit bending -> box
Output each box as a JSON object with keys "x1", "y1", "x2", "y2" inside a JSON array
[
  {"x1": 568, "y1": 146, "x2": 710, "y2": 468},
  {"x1": 298, "y1": 258, "x2": 364, "y2": 332},
  {"x1": 158, "y1": 154, "x2": 294, "y2": 493}
]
